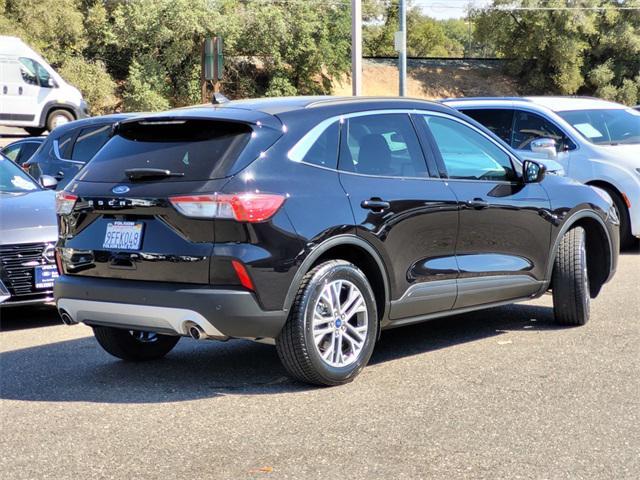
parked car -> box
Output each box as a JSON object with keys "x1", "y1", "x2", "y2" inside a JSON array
[
  {"x1": 24, "y1": 113, "x2": 135, "y2": 189},
  {"x1": 443, "y1": 97, "x2": 640, "y2": 248},
  {"x1": 1, "y1": 136, "x2": 45, "y2": 165},
  {"x1": 54, "y1": 97, "x2": 619, "y2": 386},
  {"x1": 0, "y1": 152, "x2": 59, "y2": 307},
  {"x1": 0, "y1": 36, "x2": 88, "y2": 135}
]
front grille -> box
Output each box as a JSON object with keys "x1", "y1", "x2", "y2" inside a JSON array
[{"x1": 0, "y1": 242, "x2": 56, "y2": 300}]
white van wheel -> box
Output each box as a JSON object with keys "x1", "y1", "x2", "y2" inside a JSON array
[{"x1": 46, "y1": 110, "x2": 74, "y2": 132}]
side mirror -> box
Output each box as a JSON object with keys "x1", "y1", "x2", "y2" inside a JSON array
[
  {"x1": 46, "y1": 78, "x2": 57, "y2": 88},
  {"x1": 523, "y1": 160, "x2": 547, "y2": 184},
  {"x1": 530, "y1": 138, "x2": 557, "y2": 159},
  {"x1": 39, "y1": 175, "x2": 58, "y2": 190}
]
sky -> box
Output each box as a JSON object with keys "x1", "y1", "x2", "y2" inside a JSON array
[{"x1": 414, "y1": 0, "x2": 492, "y2": 20}]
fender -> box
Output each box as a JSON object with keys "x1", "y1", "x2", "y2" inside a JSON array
[
  {"x1": 282, "y1": 234, "x2": 391, "y2": 321},
  {"x1": 38, "y1": 101, "x2": 80, "y2": 127},
  {"x1": 538, "y1": 209, "x2": 614, "y2": 295}
]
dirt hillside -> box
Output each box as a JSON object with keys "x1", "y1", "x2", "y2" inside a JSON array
[{"x1": 333, "y1": 58, "x2": 520, "y2": 99}]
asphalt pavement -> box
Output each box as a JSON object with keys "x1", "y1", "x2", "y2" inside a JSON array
[{"x1": 1, "y1": 251, "x2": 639, "y2": 479}]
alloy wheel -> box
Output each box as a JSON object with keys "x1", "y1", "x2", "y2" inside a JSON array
[{"x1": 311, "y1": 279, "x2": 368, "y2": 368}]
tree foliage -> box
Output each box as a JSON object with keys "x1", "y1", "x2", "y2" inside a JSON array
[
  {"x1": 474, "y1": 0, "x2": 640, "y2": 104},
  {"x1": 363, "y1": 2, "x2": 467, "y2": 57},
  {"x1": 0, "y1": 0, "x2": 354, "y2": 111},
  {"x1": 1, "y1": 0, "x2": 638, "y2": 111}
]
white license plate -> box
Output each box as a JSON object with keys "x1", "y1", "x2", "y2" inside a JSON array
[{"x1": 103, "y1": 221, "x2": 144, "y2": 250}]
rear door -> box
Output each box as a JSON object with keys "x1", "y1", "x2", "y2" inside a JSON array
[
  {"x1": 420, "y1": 113, "x2": 552, "y2": 308},
  {"x1": 337, "y1": 113, "x2": 460, "y2": 320}
]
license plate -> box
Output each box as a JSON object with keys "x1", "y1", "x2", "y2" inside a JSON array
[
  {"x1": 35, "y1": 264, "x2": 59, "y2": 289},
  {"x1": 103, "y1": 221, "x2": 144, "y2": 250}
]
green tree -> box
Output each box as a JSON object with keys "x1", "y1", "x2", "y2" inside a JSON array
[
  {"x1": 475, "y1": 0, "x2": 640, "y2": 104},
  {"x1": 58, "y1": 57, "x2": 118, "y2": 115}
]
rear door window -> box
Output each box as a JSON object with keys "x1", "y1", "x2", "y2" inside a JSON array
[
  {"x1": 71, "y1": 125, "x2": 112, "y2": 162},
  {"x1": 338, "y1": 114, "x2": 428, "y2": 178},
  {"x1": 460, "y1": 109, "x2": 514, "y2": 144},
  {"x1": 80, "y1": 119, "x2": 255, "y2": 182}
]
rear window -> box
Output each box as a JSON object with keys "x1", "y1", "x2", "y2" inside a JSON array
[{"x1": 79, "y1": 120, "x2": 254, "y2": 182}]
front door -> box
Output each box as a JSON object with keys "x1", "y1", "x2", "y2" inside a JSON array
[
  {"x1": 337, "y1": 113, "x2": 460, "y2": 321},
  {"x1": 420, "y1": 113, "x2": 552, "y2": 309}
]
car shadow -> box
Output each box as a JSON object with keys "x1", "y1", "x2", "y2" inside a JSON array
[
  {"x1": 0, "y1": 305, "x2": 60, "y2": 331},
  {"x1": 0, "y1": 302, "x2": 560, "y2": 403}
]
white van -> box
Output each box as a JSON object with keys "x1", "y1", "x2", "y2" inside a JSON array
[{"x1": 0, "y1": 36, "x2": 88, "y2": 135}]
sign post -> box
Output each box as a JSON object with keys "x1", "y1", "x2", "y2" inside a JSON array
[{"x1": 202, "y1": 36, "x2": 224, "y2": 102}]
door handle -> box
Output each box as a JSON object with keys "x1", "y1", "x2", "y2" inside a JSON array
[
  {"x1": 54, "y1": 171, "x2": 65, "y2": 180},
  {"x1": 361, "y1": 198, "x2": 390, "y2": 212},
  {"x1": 2, "y1": 86, "x2": 6, "y2": 94},
  {"x1": 18, "y1": 86, "x2": 23, "y2": 95},
  {"x1": 466, "y1": 198, "x2": 489, "y2": 209}
]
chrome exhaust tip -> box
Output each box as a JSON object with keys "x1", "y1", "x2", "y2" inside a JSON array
[
  {"x1": 59, "y1": 309, "x2": 78, "y2": 326},
  {"x1": 186, "y1": 323, "x2": 208, "y2": 341}
]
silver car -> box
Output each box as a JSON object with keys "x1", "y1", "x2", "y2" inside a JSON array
[{"x1": 0, "y1": 153, "x2": 59, "y2": 306}]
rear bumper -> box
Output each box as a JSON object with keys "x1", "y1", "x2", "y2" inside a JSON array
[{"x1": 54, "y1": 275, "x2": 287, "y2": 339}]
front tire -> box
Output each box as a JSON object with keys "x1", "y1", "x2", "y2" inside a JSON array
[
  {"x1": 552, "y1": 227, "x2": 590, "y2": 326},
  {"x1": 276, "y1": 260, "x2": 378, "y2": 386},
  {"x1": 93, "y1": 326, "x2": 180, "y2": 361}
]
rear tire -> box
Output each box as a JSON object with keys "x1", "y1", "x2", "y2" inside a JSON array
[
  {"x1": 552, "y1": 227, "x2": 590, "y2": 326},
  {"x1": 46, "y1": 109, "x2": 74, "y2": 132},
  {"x1": 24, "y1": 127, "x2": 45, "y2": 136},
  {"x1": 93, "y1": 326, "x2": 180, "y2": 361},
  {"x1": 276, "y1": 260, "x2": 378, "y2": 386}
]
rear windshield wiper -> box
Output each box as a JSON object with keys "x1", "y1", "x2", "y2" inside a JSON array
[{"x1": 125, "y1": 168, "x2": 185, "y2": 181}]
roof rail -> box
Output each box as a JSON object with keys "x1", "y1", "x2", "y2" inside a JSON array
[{"x1": 440, "y1": 96, "x2": 530, "y2": 102}]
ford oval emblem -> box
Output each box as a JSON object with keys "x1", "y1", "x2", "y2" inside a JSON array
[{"x1": 112, "y1": 185, "x2": 130, "y2": 194}]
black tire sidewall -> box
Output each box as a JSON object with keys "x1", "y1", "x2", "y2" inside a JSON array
[{"x1": 302, "y1": 263, "x2": 378, "y2": 385}]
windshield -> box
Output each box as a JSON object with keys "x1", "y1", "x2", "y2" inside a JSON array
[
  {"x1": 558, "y1": 108, "x2": 640, "y2": 145},
  {"x1": 0, "y1": 155, "x2": 39, "y2": 193}
]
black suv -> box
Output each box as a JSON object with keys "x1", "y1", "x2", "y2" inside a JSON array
[{"x1": 54, "y1": 97, "x2": 619, "y2": 386}]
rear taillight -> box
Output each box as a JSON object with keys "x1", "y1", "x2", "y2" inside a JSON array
[
  {"x1": 169, "y1": 193, "x2": 286, "y2": 222},
  {"x1": 55, "y1": 192, "x2": 78, "y2": 215}
]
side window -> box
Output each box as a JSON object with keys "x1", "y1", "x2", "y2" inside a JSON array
[
  {"x1": 3, "y1": 144, "x2": 21, "y2": 162},
  {"x1": 35, "y1": 61, "x2": 52, "y2": 87},
  {"x1": 71, "y1": 125, "x2": 112, "y2": 161},
  {"x1": 339, "y1": 114, "x2": 428, "y2": 177},
  {"x1": 55, "y1": 131, "x2": 76, "y2": 160},
  {"x1": 460, "y1": 109, "x2": 514, "y2": 144},
  {"x1": 512, "y1": 110, "x2": 574, "y2": 151},
  {"x1": 18, "y1": 58, "x2": 39, "y2": 86},
  {"x1": 302, "y1": 121, "x2": 339, "y2": 169},
  {"x1": 424, "y1": 116, "x2": 516, "y2": 182},
  {"x1": 18, "y1": 142, "x2": 40, "y2": 163}
]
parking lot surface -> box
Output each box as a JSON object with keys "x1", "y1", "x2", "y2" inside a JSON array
[{"x1": 1, "y1": 251, "x2": 638, "y2": 479}]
